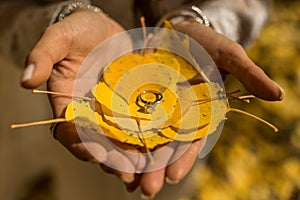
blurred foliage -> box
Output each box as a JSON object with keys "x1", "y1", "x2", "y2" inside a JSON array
[{"x1": 193, "y1": 1, "x2": 300, "y2": 200}]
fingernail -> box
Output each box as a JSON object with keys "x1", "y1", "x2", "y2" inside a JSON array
[
  {"x1": 115, "y1": 172, "x2": 134, "y2": 184},
  {"x1": 165, "y1": 177, "x2": 179, "y2": 185},
  {"x1": 22, "y1": 64, "x2": 35, "y2": 82},
  {"x1": 278, "y1": 85, "x2": 285, "y2": 101},
  {"x1": 120, "y1": 174, "x2": 135, "y2": 184},
  {"x1": 141, "y1": 193, "x2": 155, "y2": 200},
  {"x1": 274, "y1": 82, "x2": 285, "y2": 101}
]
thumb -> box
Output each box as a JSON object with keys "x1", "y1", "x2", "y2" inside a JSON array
[
  {"x1": 174, "y1": 22, "x2": 284, "y2": 101},
  {"x1": 21, "y1": 23, "x2": 73, "y2": 89},
  {"x1": 217, "y1": 40, "x2": 285, "y2": 101}
]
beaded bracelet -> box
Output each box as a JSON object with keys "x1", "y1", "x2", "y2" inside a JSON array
[
  {"x1": 156, "y1": 5, "x2": 211, "y2": 28},
  {"x1": 56, "y1": 1, "x2": 103, "y2": 22}
]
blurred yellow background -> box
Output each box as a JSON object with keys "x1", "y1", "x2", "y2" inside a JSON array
[{"x1": 192, "y1": 1, "x2": 300, "y2": 199}]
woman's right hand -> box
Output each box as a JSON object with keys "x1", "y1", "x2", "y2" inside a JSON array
[{"x1": 21, "y1": 8, "x2": 147, "y2": 186}]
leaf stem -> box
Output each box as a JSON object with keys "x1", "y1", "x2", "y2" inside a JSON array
[
  {"x1": 32, "y1": 89, "x2": 92, "y2": 101},
  {"x1": 11, "y1": 118, "x2": 67, "y2": 129},
  {"x1": 229, "y1": 108, "x2": 278, "y2": 132},
  {"x1": 136, "y1": 119, "x2": 155, "y2": 165}
]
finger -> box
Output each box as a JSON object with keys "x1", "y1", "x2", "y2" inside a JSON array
[
  {"x1": 100, "y1": 162, "x2": 134, "y2": 184},
  {"x1": 22, "y1": 22, "x2": 73, "y2": 88},
  {"x1": 166, "y1": 139, "x2": 204, "y2": 184},
  {"x1": 76, "y1": 131, "x2": 137, "y2": 183},
  {"x1": 122, "y1": 150, "x2": 146, "y2": 173},
  {"x1": 140, "y1": 168, "x2": 165, "y2": 199},
  {"x1": 216, "y1": 40, "x2": 284, "y2": 101},
  {"x1": 56, "y1": 122, "x2": 107, "y2": 163},
  {"x1": 125, "y1": 174, "x2": 142, "y2": 193},
  {"x1": 144, "y1": 142, "x2": 177, "y2": 172},
  {"x1": 139, "y1": 143, "x2": 177, "y2": 198},
  {"x1": 81, "y1": 142, "x2": 107, "y2": 163},
  {"x1": 104, "y1": 149, "x2": 135, "y2": 183},
  {"x1": 80, "y1": 132, "x2": 139, "y2": 183},
  {"x1": 110, "y1": 140, "x2": 147, "y2": 172},
  {"x1": 174, "y1": 22, "x2": 284, "y2": 101},
  {"x1": 99, "y1": 164, "x2": 141, "y2": 192}
]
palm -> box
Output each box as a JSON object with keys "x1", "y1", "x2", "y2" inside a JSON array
[
  {"x1": 22, "y1": 9, "x2": 141, "y2": 177},
  {"x1": 44, "y1": 11, "x2": 125, "y2": 117}
]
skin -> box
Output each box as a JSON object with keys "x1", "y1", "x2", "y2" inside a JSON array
[{"x1": 21, "y1": 9, "x2": 284, "y2": 199}]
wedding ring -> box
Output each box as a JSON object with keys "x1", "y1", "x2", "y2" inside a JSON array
[{"x1": 137, "y1": 90, "x2": 163, "y2": 114}]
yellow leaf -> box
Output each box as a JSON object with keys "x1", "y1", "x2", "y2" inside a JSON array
[{"x1": 160, "y1": 82, "x2": 227, "y2": 141}]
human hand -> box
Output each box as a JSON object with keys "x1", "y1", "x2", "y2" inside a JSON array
[
  {"x1": 21, "y1": 9, "x2": 147, "y2": 184},
  {"x1": 22, "y1": 9, "x2": 125, "y2": 116},
  {"x1": 135, "y1": 21, "x2": 285, "y2": 199}
]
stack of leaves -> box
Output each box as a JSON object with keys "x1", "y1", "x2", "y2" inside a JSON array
[{"x1": 66, "y1": 49, "x2": 227, "y2": 149}]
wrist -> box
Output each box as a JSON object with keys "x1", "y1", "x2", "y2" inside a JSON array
[
  {"x1": 197, "y1": 0, "x2": 270, "y2": 47},
  {"x1": 156, "y1": 5, "x2": 211, "y2": 29},
  {"x1": 51, "y1": 1, "x2": 103, "y2": 24}
]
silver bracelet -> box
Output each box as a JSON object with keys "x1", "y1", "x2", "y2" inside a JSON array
[
  {"x1": 56, "y1": 2, "x2": 103, "y2": 22},
  {"x1": 156, "y1": 5, "x2": 211, "y2": 28},
  {"x1": 191, "y1": 5, "x2": 210, "y2": 27}
]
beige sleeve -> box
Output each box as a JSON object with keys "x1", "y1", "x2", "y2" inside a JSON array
[
  {"x1": 0, "y1": 0, "x2": 90, "y2": 66},
  {"x1": 134, "y1": 0, "x2": 271, "y2": 47},
  {"x1": 199, "y1": 0, "x2": 271, "y2": 47}
]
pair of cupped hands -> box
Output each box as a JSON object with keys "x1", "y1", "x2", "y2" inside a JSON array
[{"x1": 21, "y1": 9, "x2": 284, "y2": 199}]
